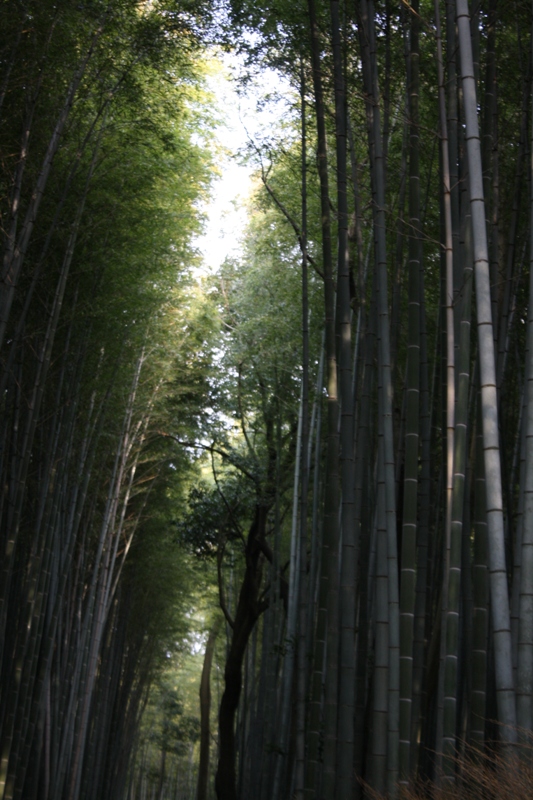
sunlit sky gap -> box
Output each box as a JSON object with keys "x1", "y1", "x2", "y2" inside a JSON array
[{"x1": 194, "y1": 50, "x2": 294, "y2": 274}]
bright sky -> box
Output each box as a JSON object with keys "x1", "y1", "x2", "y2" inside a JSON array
[{"x1": 195, "y1": 52, "x2": 294, "y2": 274}]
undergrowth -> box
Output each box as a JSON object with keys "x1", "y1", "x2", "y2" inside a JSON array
[{"x1": 370, "y1": 736, "x2": 533, "y2": 800}]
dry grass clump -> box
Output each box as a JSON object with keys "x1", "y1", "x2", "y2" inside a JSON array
[
  {"x1": 400, "y1": 744, "x2": 533, "y2": 800},
  {"x1": 363, "y1": 738, "x2": 533, "y2": 800}
]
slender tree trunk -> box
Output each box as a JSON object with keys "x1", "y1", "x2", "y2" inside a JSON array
[
  {"x1": 306, "y1": 2, "x2": 340, "y2": 796},
  {"x1": 470, "y1": 393, "x2": 489, "y2": 746},
  {"x1": 516, "y1": 26, "x2": 533, "y2": 738},
  {"x1": 359, "y1": 2, "x2": 400, "y2": 791},
  {"x1": 197, "y1": 625, "x2": 218, "y2": 800},
  {"x1": 330, "y1": 4, "x2": 356, "y2": 797},
  {"x1": 399, "y1": 0, "x2": 421, "y2": 783},
  {"x1": 272, "y1": 389, "x2": 303, "y2": 800},
  {"x1": 456, "y1": 0, "x2": 517, "y2": 742},
  {"x1": 295, "y1": 56, "x2": 309, "y2": 800}
]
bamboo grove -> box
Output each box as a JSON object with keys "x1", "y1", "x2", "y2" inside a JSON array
[
  {"x1": 0, "y1": 1, "x2": 219, "y2": 799},
  {"x1": 197, "y1": 0, "x2": 533, "y2": 799},
  {"x1": 3, "y1": 1, "x2": 533, "y2": 800}
]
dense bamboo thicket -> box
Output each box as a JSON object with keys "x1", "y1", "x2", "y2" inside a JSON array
[
  {"x1": 188, "y1": 1, "x2": 533, "y2": 799},
  {"x1": 0, "y1": 2, "x2": 217, "y2": 798},
  {"x1": 4, "y1": 1, "x2": 533, "y2": 799}
]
